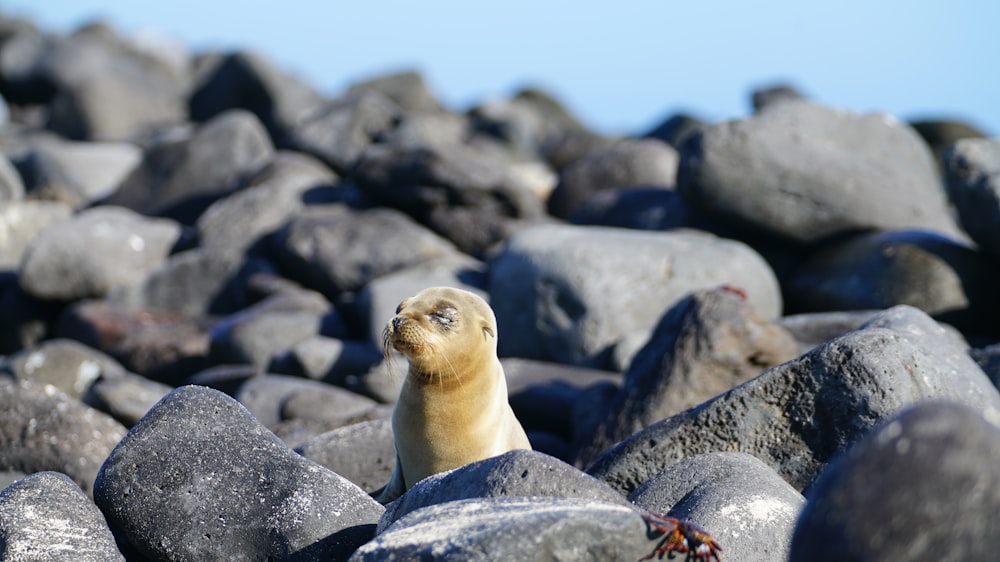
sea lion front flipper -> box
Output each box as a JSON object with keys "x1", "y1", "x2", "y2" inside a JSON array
[{"x1": 374, "y1": 454, "x2": 407, "y2": 505}]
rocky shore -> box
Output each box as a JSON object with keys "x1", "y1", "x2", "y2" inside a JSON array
[{"x1": 1, "y1": 15, "x2": 999, "y2": 561}]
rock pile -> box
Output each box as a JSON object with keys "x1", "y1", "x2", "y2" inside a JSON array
[{"x1": 1, "y1": 14, "x2": 999, "y2": 561}]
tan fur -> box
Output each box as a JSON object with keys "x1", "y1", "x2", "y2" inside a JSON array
[{"x1": 375, "y1": 287, "x2": 531, "y2": 504}]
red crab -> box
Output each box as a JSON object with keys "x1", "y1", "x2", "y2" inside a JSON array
[{"x1": 640, "y1": 512, "x2": 722, "y2": 561}]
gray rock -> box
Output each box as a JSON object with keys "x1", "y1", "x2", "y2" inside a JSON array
[
  {"x1": 912, "y1": 119, "x2": 988, "y2": 171},
  {"x1": 289, "y1": 89, "x2": 400, "y2": 174},
  {"x1": 569, "y1": 186, "x2": 721, "y2": 232},
  {"x1": 643, "y1": 112, "x2": 705, "y2": 149},
  {"x1": 0, "y1": 378, "x2": 127, "y2": 496},
  {"x1": 547, "y1": 138, "x2": 678, "y2": 219},
  {"x1": 188, "y1": 50, "x2": 325, "y2": 145},
  {"x1": 944, "y1": 137, "x2": 1000, "y2": 257},
  {"x1": 0, "y1": 471, "x2": 125, "y2": 562},
  {"x1": 777, "y1": 310, "x2": 882, "y2": 353},
  {"x1": 196, "y1": 150, "x2": 342, "y2": 253},
  {"x1": 677, "y1": 101, "x2": 963, "y2": 243},
  {"x1": 15, "y1": 138, "x2": 140, "y2": 204},
  {"x1": 380, "y1": 111, "x2": 470, "y2": 151},
  {"x1": 631, "y1": 452, "x2": 805, "y2": 562},
  {"x1": 41, "y1": 23, "x2": 186, "y2": 141},
  {"x1": 295, "y1": 419, "x2": 396, "y2": 494},
  {"x1": 345, "y1": 70, "x2": 444, "y2": 114},
  {"x1": 236, "y1": 374, "x2": 379, "y2": 431},
  {"x1": 94, "y1": 385, "x2": 383, "y2": 561},
  {"x1": 788, "y1": 230, "x2": 1000, "y2": 335},
  {"x1": 2, "y1": 338, "x2": 126, "y2": 399},
  {"x1": 269, "y1": 336, "x2": 383, "y2": 385},
  {"x1": 109, "y1": 248, "x2": 274, "y2": 317},
  {"x1": 576, "y1": 287, "x2": 799, "y2": 466},
  {"x1": 17, "y1": 205, "x2": 181, "y2": 301},
  {"x1": 0, "y1": 25, "x2": 54, "y2": 106},
  {"x1": 0, "y1": 200, "x2": 72, "y2": 271},
  {"x1": 353, "y1": 255, "x2": 488, "y2": 348},
  {"x1": 208, "y1": 288, "x2": 334, "y2": 367},
  {"x1": 378, "y1": 450, "x2": 631, "y2": 532},
  {"x1": 750, "y1": 83, "x2": 807, "y2": 111},
  {"x1": 789, "y1": 401, "x2": 1000, "y2": 562},
  {"x1": 587, "y1": 306, "x2": 1000, "y2": 496},
  {"x1": 82, "y1": 372, "x2": 173, "y2": 427},
  {"x1": 466, "y1": 88, "x2": 588, "y2": 161},
  {"x1": 353, "y1": 497, "x2": 662, "y2": 562},
  {"x1": 0, "y1": 151, "x2": 25, "y2": 200},
  {"x1": 104, "y1": 109, "x2": 273, "y2": 224},
  {"x1": 343, "y1": 360, "x2": 406, "y2": 404},
  {"x1": 488, "y1": 224, "x2": 782, "y2": 369},
  {"x1": 270, "y1": 205, "x2": 460, "y2": 298},
  {"x1": 352, "y1": 142, "x2": 548, "y2": 255}
]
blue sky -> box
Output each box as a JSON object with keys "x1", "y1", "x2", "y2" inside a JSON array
[{"x1": 3, "y1": 1, "x2": 998, "y2": 136}]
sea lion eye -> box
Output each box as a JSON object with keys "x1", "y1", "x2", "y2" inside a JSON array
[{"x1": 430, "y1": 307, "x2": 457, "y2": 327}]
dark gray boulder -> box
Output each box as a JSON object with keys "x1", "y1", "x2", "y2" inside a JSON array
[
  {"x1": 944, "y1": 137, "x2": 1000, "y2": 258},
  {"x1": 208, "y1": 287, "x2": 335, "y2": 367},
  {"x1": 82, "y1": 372, "x2": 172, "y2": 428},
  {"x1": 93, "y1": 385, "x2": 384, "y2": 562},
  {"x1": 195, "y1": 150, "x2": 342, "y2": 254},
  {"x1": 789, "y1": 401, "x2": 1000, "y2": 562},
  {"x1": 270, "y1": 205, "x2": 460, "y2": 298},
  {"x1": 351, "y1": 497, "x2": 658, "y2": 562},
  {"x1": 288, "y1": 89, "x2": 400, "y2": 174},
  {"x1": 269, "y1": 335, "x2": 383, "y2": 385},
  {"x1": 236, "y1": 374, "x2": 380, "y2": 431},
  {"x1": 344, "y1": 70, "x2": 444, "y2": 114},
  {"x1": 0, "y1": 378, "x2": 127, "y2": 496},
  {"x1": 103, "y1": 109, "x2": 274, "y2": 224},
  {"x1": 631, "y1": 452, "x2": 804, "y2": 562},
  {"x1": 547, "y1": 138, "x2": 678, "y2": 219},
  {"x1": 12, "y1": 138, "x2": 140, "y2": 205},
  {"x1": 488, "y1": 224, "x2": 782, "y2": 369},
  {"x1": 0, "y1": 471, "x2": 125, "y2": 562},
  {"x1": 575, "y1": 287, "x2": 799, "y2": 466},
  {"x1": 18, "y1": 206, "x2": 181, "y2": 301},
  {"x1": 351, "y1": 142, "x2": 549, "y2": 255},
  {"x1": 295, "y1": 419, "x2": 396, "y2": 494},
  {"x1": 677, "y1": 101, "x2": 963, "y2": 243},
  {"x1": 378, "y1": 449, "x2": 631, "y2": 532},
  {"x1": 788, "y1": 230, "x2": 1000, "y2": 335},
  {"x1": 188, "y1": 50, "x2": 324, "y2": 145},
  {"x1": 587, "y1": 306, "x2": 1000, "y2": 496}
]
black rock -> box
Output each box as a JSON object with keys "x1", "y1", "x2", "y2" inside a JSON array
[
  {"x1": 0, "y1": 471, "x2": 125, "y2": 561},
  {"x1": 2, "y1": 337, "x2": 126, "y2": 399},
  {"x1": 575, "y1": 287, "x2": 799, "y2": 466},
  {"x1": 188, "y1": 50, "x2": 324, "y2": 146},
  {"x1": 788, "y1": 230, "x2": 1000, "y2": 336},
  {"x1": 236, "y1": 374, "x2": 379, "y2": 432},
  {"x1": 94, "y1": 385, "x2": 384, "y2": 561},
  {"x1": 0, "y1": 378, "x2": 127, "y2": 496},
  {"x1": 295, "y1": 419, "x2": 396, "y2": 494},
  {"x1": 270, "y1": 205, "x2": 460, "y2": 298},
  {"x1": 789, "y1": 401, "x2": 1000, "y2": 562},
  {"x1": 944, "y1": 137, "x2": 1000, "y2": 258},
  {"x1": 587, "y1": 306, "x2": 1000, "y2": 496},
  {"x1": 547, "y1": 138, "x2": 678, "y2": 219},
  {"x1": 104, "y1": 109, "x2": 274, "y2": 224}
]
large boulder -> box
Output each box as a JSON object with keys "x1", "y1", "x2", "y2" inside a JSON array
[
  {"x1": 488, "y1": 224, "x2": 782, "y2": 369},
  {"x1": 944, "y1": 137, "x2": 1000, "y2": 258}
]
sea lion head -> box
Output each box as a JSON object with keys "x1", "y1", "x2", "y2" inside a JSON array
[{"x1": 383, "y1": 287, "x2": 497, "y2": 385}]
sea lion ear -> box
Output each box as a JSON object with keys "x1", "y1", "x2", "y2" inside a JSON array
[{"x1": 482, "y1": 325, "x2": 495, "y2": 340}]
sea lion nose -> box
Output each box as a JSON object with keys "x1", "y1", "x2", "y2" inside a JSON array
[{"x1": 392, "y1": 316, "x2": 405, "y2": 333}]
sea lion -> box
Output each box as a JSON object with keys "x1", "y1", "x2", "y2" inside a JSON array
[{"x1": 375, "y1": 286, "x2": 531, "y2": 504}]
